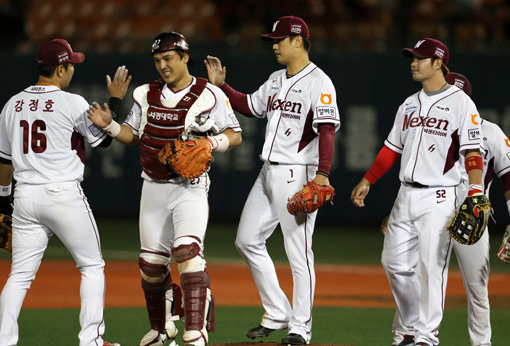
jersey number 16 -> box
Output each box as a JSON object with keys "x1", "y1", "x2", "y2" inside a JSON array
[{"x1": 20, "y1": 120, "x2": 47, "y2": 154}]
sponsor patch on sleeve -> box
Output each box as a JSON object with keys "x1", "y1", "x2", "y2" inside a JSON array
[
  {"x1": 468, "y1": 128, "x2": 481, "y2": 140},
  {"x1": 88, "y1": 124, "x2": 102, "y2": 137},
  {"x1": 506, "y1": 152, "x2": 510, "y2": 161},
  {"x1": 316, "y1": 106, "x2": 336, "y2": 117}
]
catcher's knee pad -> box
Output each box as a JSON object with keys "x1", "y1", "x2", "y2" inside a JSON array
[
  {"x1": 181, "y1": 271, "x2": 215, "y2": 333},
  {"x1": 172, "y1": 237, "x2": 205, "y2": 273},
  {"x1": 139, "y1": 251, "x2": 170, "y2": 283}
]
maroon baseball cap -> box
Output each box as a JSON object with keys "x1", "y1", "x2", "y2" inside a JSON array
[
  {"x1": 446, "y1": 72, "x2": 472, "y2": 97},
  {"x1": 261, "y1": 16, "x2": 309, "y2": 41},
  {"x1": 37, "y1": 39, "x2": 85, "y2": 66},
  {"x1": 402, "y1": 38, "x2": 449, "y2": 65}
]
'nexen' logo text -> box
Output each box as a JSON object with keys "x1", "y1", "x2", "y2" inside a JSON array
[{"x1": 402, "y1": 111, "x2": 449, "y2": 131}]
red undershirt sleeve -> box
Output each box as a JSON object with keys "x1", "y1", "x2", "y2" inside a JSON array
[
  {"x1": 363, "y1": 145, "x2": 401, "y2": 184},
  {"x1": 318, "y1": 123, "x2": 336, "y2": 175},
  {"x1": 219, "y1": 83, "x2": 255, "y2": 117}
]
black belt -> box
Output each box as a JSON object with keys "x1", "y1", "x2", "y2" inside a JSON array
[
  {"x1": 406, "y1": 181, "x2": 428, "y2": 188},
  {"x1": 268, "y1": 161, "x2": 279, "y2": 165}
]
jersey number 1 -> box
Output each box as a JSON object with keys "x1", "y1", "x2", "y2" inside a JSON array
[{"x1": 20, "y1": 120, "x2": 47, "y2": 154}]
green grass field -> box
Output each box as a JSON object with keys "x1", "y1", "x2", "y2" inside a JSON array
[{"x1": 2, "y1": 218, "x2": 510, "y2": 345}]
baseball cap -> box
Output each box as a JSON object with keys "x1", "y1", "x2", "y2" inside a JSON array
[
  {"x1": 151, "y1": 32, "x2": 191, "y2": 55},
  {"x1": 402, "y1": 38, "x2": 449, "y2": 65},
  {"x1": 446, "y1": 72, "x2": 472, "y2": 97},
  {"x1": 261, "y1": 16, "x2": 309, "y2": 41},
  {"x1": 37, "y1": 39, "x2": 85, "y2": 66}
]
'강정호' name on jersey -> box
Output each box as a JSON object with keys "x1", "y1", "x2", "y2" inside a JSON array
[
  {"x1": 148, "y1": 111, "x2": 178, "y2": 121},
  {"x1": 402, "y1": 111, "x2": 449, "y2": 131},
  {"x1": 267, "y1": 94, "x2": 302, "y2": 114}
]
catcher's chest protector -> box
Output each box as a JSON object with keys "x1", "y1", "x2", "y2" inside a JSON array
[{"x1": 140, "y1": 78, "x2": 208, "y2": 180}]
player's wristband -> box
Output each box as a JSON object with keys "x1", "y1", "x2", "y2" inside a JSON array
[
  {"x1": 468, "y1": 183, "x2": 483, "y2": 196},
  {"x1": 465, "y1": 155, "x2": 483, "y2": 172},
  {"x1": 0, "y1": 184, "x2": 11, "y2": 197},
  {"x1": 206, "y1": 133, "x2": 229, "y2": 152},
  {"x1": 103, "y1": 120, "x2": 121, "y2": 137}
]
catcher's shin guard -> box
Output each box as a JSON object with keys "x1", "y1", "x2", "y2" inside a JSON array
[{"x1": 181, "y1": 271, "x2": 215, "y2": 345}]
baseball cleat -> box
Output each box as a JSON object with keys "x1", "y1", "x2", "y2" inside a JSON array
[
  {"x1": 396, "y1": 334, "x2": 414, "y2": 346},
  {"x1": 246, "y1": 324, "x2": 275, "y2": 338},
  {"x1": 281, "y1": 333, "x2": 306, "y2": 345}
]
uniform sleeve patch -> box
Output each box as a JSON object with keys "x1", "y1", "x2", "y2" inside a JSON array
[
  {"x1": 88, "y1": 124, "x2": 102, "y2": 137},
  {"x1": 316, "y1": 106, "x2": 336, "y2": 117},
  {"x1": 506, "y1": 152, "x2": 510, "y2": 161},
  {"x1": 468, "y1": 128, "x2": 480, "y2": 140}
]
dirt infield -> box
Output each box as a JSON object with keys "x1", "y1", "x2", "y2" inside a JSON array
[{"x1": 0, "y1": 260, "x2": 509, "y2": 309}]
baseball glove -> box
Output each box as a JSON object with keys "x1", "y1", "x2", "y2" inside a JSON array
[
  {"x1": 158, "y1": 138, "x2": 213, "y2": 179},
  {"x1": 287, "y1": 181, "x2": 335, "y2": 215},
  {"x1": 447, "y1": 194, "x2": 492, "y2": 245},
  {"x1": 0, "y1": 214, "x2": 12, "y2": 253},
  {"x1": 497, "y1": 225, "x2": 510, "y2": 264}
]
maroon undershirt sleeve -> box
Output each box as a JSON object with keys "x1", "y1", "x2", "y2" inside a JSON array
[
  {"x1": 318, "y1": 123, "x2": 336, "y2": 175},
  {"x1": 219, "y1": 83, "x2": 254, "y2": 117}
]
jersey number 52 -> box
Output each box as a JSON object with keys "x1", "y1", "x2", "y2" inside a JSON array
[{"x1": 20, "y1": 120, "x2": 47, "y2": 154}]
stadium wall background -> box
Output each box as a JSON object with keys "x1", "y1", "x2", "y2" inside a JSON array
[{"x1": 1, "y1": 49, "x2": 509, "y2": 225}]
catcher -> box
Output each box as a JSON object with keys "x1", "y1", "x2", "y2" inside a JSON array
[{"x1": 87, "y1": 31, "x2": 241, "y2": 346}]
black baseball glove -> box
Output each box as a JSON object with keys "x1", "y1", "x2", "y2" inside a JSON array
[{"x1": 447, "y1": 194, "x2": 492, "y2": 245}]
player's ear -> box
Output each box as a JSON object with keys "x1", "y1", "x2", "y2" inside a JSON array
[{"x1": 182, "y1": 53, "x2": 189, "y2": 65}]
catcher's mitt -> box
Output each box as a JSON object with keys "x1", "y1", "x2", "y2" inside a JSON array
[
  {"x1": 0, "y1": 214, "x2": 12, "y2": 253},
  {"x1": 447, "y1": 194, "x2": 492, "y2": 245},
  {"x1": 497, "y1": 225, "x2": 510, "y2": 264},
  {"x1": 158, "y1": 138, "x2": 213, "y2": 179},
  {"x1": 287, "y1": 181, "x2": 335, "y2": 215}
]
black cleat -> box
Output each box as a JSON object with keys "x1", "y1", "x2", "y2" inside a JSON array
[
  {"x1": 246, "y1": 325, "x2": 275, "y2": 338},
  {"x1": 282, "y1": 333, "x2": 306, "y2": 345},
  {"x1": 396, "y1": 335, "x2": 414, "y2": 346}
]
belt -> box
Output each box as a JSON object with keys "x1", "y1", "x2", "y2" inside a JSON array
[
  {"x1": 405, "y1": 181, "x2": 428, "y2": 188},
  {"x1": 268, "y1": 161, "x2": 279, "y2": 165}
]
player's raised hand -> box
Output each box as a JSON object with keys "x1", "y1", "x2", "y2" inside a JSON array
[
  {"x1": 107, "y1": 65, "x2": 132, "y2": 99},
  {"x1": 350, "y1": 178, "x2": 371, "y2": 207},
  {"x1": 204, "y1": 55, "x2": 226, "y2": 87},
  {"x1": 87, "y1": 102, "x2": 113, "y2": 129}
]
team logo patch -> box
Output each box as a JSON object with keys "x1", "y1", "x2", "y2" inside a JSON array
[
  {"x1": 468, "y1": 128, "x2": 481, "y2": 140},
  {"x1": 320, "y1": 93, "x2": 332, "y2": 105},
  {"x1": 506, "y1": 152, "x2": 510, "y2": 161},
  {"x1": 88, "y1": 124, "x2": 102, "y2": 137},
  {"x1": 316, "y1": 106, "x2": 336, "y2": 117},
  {"x1": 505, "y1": 138, "x2": 510, "y2": 148},
  {"x1": 471, "y1": 114, "x2": 480, "y2": 125},
  {"x1": 434, "y1": 47, "x2": 445, "y2": 59}
]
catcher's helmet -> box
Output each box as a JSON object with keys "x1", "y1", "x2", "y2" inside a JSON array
[{"x1": 151, "y1": 32, "x2": 190, "y2": 55}]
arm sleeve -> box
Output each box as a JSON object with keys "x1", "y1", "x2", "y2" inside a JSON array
[
  {"x1": 364, "y1": 145, "x2": 401, "y2": 184},
  {"x1": 311, "y1": 74, "x2": 340, "y2": 132},
  {"x1": 318, "y1": 123, "x2": 335, "y2": 174},
  {"x1": 219, "y1": 83, "x2": 254, "y2": 117},
  {"x1": 72, "y1": 95, "x2": 107, "y2": 148}
]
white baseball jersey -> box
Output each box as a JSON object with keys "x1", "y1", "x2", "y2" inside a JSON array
[
  {"x1": 124, "y1": 77, "x2": 241, "y2": 181},
  {"x1": 0, "y1": 85, "x2": 106, "y2": 185},
  {"x1": 385, "y1": 85, "x2": 482, "y2": 186},
  {"x1": 247, "y1": 62, "x2": 340, "y2": 164}
]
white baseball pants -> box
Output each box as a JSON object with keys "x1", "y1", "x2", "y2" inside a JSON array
[
  {"x1": 0, "y1": 182, "x2": 106, "y2": 346},
  {"x1": 236, "y1": 161, "x2": 318, "y2": 342}
]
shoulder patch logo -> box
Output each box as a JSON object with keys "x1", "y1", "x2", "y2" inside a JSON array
[
  {"x1": 505, "y1": 138, "x2": 510, "y2": 148},
  {"x1": 320, "y1": 93, "x2": 332, "y2": 105},
  {"x1": 471, "y1": 114, "x2": 479, "y2": 125},
  {"x1": 226, "y1": 100, "x2": 232, "y2": 111}
]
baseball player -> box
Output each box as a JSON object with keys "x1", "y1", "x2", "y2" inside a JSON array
[
  {"x1": 87, "y1": 32, "x2": 242, "y2": 346},
  {"x1": 205, "y1": 15, "x2": 340, "y2": 345},
  {"x1": 351, "y1": 38, "x2": 485, "y2": 346},
  {"x1": 385, "y1": 72, "x2": 510, "y2": 346},
  {"x1": 0, "y1": 39, "x2": 121, "y2": 346}
]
